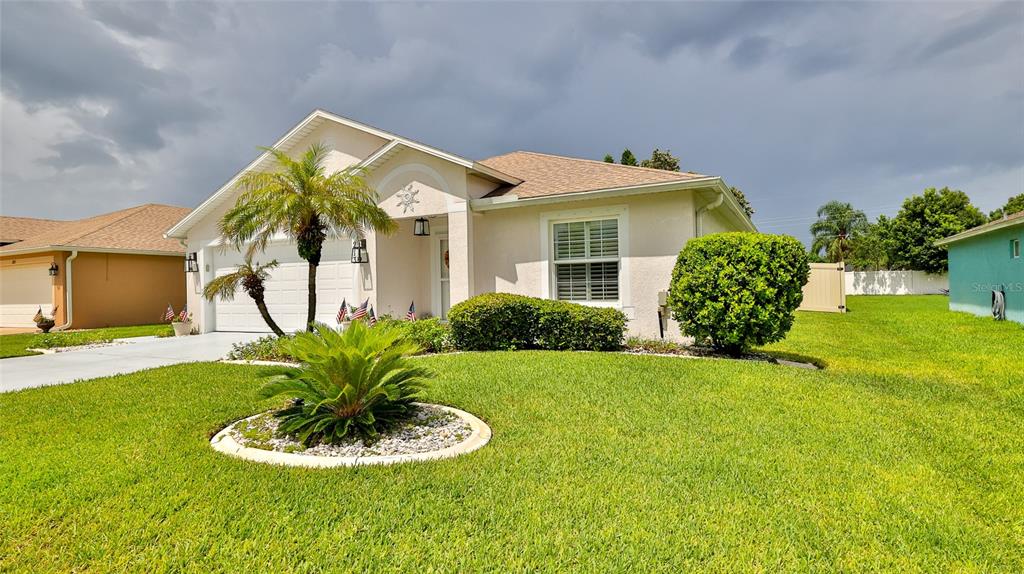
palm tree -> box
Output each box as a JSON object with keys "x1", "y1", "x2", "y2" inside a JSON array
[
  {"x1": 219, "y1": 142, "x2": 396, "y2": 331},
  {"x1": 203, "y1": 255, "x2": 285, "y2": 336},
  {"x1": 810, "y1": 201, "x2": 869, "y2": 262}
]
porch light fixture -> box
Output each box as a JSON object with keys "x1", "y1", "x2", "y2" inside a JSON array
[
  {"x1": 350, "y1": 239, "x2": 369, "y2": 264},
  {"x1": 413, "y1": 217, "x2": 430, "y2": 237},
  {"x1": 185, "y1": 252, "x2": 199, "y2": 273},
  {"x1": 48, "y1": 262, "x2": 58, "y2": 277}
]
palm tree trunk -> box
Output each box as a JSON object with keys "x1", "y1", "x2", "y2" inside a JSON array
[
  {"x1": 254, "y1": 296, "x2": 285, "y2": 336},
  {"x1": 307, "y1": 261, "x2": 318, "y2": 331}
]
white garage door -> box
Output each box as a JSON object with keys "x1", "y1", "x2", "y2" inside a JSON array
[
  {"x1": 0, "y1": 265, "x2": 53, "y2": 327},
  {"x1": 213, "y1": 239, "x2": 357, "y2": 332}
]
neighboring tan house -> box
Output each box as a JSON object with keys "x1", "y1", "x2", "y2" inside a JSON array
[
  {"x1": 936, "y1": 210, "x2": 1023, "y2": 325},
  {"x1": 166, "y1": 109, "x2": 754, "y2": 338},
  {"x1": 0, "y1": 204, "x2": 191, "y2": 329}
]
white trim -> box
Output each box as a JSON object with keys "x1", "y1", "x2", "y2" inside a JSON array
[
  {"x1": 1013, "y1": 238, "x2": 1021, "y2": 259},
  {"x1": 539, "y1": 205, "x2": 630, "y2": 308},
  {"x1": 431, "y1": 233, "x2": 450, "y2": 320},
  {"x1": 166, "y1": 109, "x2": 520, "y2": 239}
]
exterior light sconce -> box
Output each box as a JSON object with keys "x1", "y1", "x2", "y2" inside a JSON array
[
  {"x1": 413, "y1": 217, "x2": 430, "y2": 237},
  {"x1": 48, "y1": 262, "x2": 59, "y2": 277},
  {"x1": 185, "y1": 252, "x2": 199, "y2": 273},
  {"x1": 350, "y1": 239, "x2": 369, "y2": 264}
]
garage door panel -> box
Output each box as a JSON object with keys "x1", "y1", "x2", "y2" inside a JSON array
[
  {"x1": 213, "y1": 239, "x2": 356, "y2": 333},
  {"x1": 0, "y1": 265, "x2": 53, "y2": 327}
]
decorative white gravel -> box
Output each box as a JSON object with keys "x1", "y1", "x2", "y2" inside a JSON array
[
  {"x1": 229, "y1": 404, "x2": 474, "y2": 458},
  {"x1": 27, "y1": 340, "x2": 130, "y2": 354}
]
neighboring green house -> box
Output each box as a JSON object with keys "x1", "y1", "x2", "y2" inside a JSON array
[{"x1": 935, "y1": 211, "x2": 1023, "y2": 324}]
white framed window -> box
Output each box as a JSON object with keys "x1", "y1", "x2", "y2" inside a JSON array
[
  {"x1": 1013, "y1": 238, "x2": 1021, "y2": 259},
  {"x1": 540, "y1": 206, "x2": 629, "y2": 306}
]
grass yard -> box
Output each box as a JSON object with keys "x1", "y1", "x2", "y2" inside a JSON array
[
  {"x1": 1, "y1": 296, "x2": 1021, "y2": 572},
  {"x1": 0, "y1": 323, "x2": 172, "y2": 359}
]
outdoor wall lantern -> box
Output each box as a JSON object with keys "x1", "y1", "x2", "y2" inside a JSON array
[
  {"x1": 48, "y1": 262, "x2": 59, "y2": 277},
  {"x1": 185, "y1": 252, "x2": 199, "y2": 273},
  {"x1": 351, "y1": 239, "x2": 369, "y2": 264},
  {"x1": 413, "y1": 217, "x2": 430, "y2": 237}
]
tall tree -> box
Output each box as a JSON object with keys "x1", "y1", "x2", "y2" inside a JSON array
[
  {"x1": 730, "y1": 187, "x2": 755, "y2": 218},
  {"x1": 809, "y1": 201, "x2": 869, "y2": 262},
  {"x1": 640, "y1": 148, "x2": 680, "y2": 171},
  {"x1": 847, "y1": 218, "x2": 890, "y2": 271},
  {"x1": 989, "y1": 193, "x2": 1024, "y2": 221},
  {"x1": 220, "y1": 142, "x2": 396, "y2": 331},
  {"x1": 620, "y1": 149, "x2": 638, "y2": 166},
  {"x1": 885, "y1": 187, "x2": 985, "y2": 273},
  {"x1": 603, "y1": 154, "x2": 615, "y2": 163},
  {"x1": 203, "y1": 255, "x2": 285, "y2": 336}
]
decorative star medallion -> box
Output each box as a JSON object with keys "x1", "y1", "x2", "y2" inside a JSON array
[{"x1": 396, "y1": 185, "x2": 420, "y2": 213}]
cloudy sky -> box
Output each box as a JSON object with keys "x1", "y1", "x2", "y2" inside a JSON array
[{"x1": 2, "y1": 1, "x2": 1021, "y2": 243}]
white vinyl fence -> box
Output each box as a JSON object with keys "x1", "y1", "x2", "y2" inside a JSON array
[{"x1": 845, "y1": 270, "x2": 948, "y2": 296}]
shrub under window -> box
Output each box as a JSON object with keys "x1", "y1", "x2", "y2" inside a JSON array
[
  {"x1": 448, "y1": 293, "x2": 626, "y2": 351},
  {"x1": 668, "y1": 232, "x2": 809, "y2": 356}
]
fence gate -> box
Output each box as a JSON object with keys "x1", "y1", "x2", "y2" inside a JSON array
[{"x1": 799, "y1": 262, "x2": 846, "y2": 313}]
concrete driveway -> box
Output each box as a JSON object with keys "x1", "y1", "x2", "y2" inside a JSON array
[{"x1": 0, "y1": 332, "x2": 263, "y2": 393}]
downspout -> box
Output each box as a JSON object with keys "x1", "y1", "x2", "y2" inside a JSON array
[
  {"x1": 695, "y1": 189, "x2": 725, "y2": 237},
  {"x1": 53, "y1": 250, "x2": 79, "y2": 331}
]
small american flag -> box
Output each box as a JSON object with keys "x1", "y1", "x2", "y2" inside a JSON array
[
  {"x1": 406, "y1": 301, "x2": 416, "y2": 321},
  {"x1": 176, "y1": 305, "x2": 188, "y2": 322},
  {"x1": 164, "y1": 304, "x2": 175, "y2": 322},
  {"x1": 367, "y1": 305, "x2": 377, "y2": 326},
  {"x1": 351, "y1": 298, "x2": 369, "y2": 320},
  {"x1": 336, "y1": 298, "x2": 348, "y2": 323}
]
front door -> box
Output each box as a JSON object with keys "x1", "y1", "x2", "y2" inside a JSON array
[{"x1": 436, "y1": 235, "x2": 450, "y2": 320}]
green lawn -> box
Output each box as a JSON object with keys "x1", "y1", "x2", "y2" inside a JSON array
[
  {"x1": 1, "y1": 296, "x2": 1022, "y2": 572},
  {"x1": 0, "y1": 323, "x2": 172, "y2": 359}
]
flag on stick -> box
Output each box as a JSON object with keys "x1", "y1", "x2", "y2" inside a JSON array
[
  {"x1": 177, "y1": 305, "x2": 188, "y2": 322},
  {"x1": 336, "y1": 298, "x2": 348, "y2": 323},
  {"x1": 406, "y1": 301, "x2": 416, "y2": 321},
  {"x1": 367, "y1": 305, "x2": 377, "y2": 326},
  {"x1": 164, "y1": 304, "x2": 175, "y2": 322},
  {"x1": 351, "y1": 298, "x2": 369, "y2": 320}
]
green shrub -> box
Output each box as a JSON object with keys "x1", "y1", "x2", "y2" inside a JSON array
[
  {"x1": 668, "y1": 232, "x2": 809, "y2": 355},
  {"x1": 259, "y1": 322, "x2": 433, "y2": 445},
  {"x1": 448, "y1": 293, "x2": 540, "y2": 350},
  {"x1": 226, "y1": 334, "x2": 295, "y2": 362},
  {"x1": 535, "y1": 299, "x2": 626, "y2": 351},
  {"x1": 375, "y1": 317, "x2": 454, "y2": 354},
  {"x1": 448, "y1": 293, "x2": 626, "y2": 351}
]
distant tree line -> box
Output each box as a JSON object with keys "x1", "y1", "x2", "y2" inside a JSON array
[
  {"x1": 603, "y1": 148, "x2": 755, "y2": 218},
  {"x1": 809, "y1": 190, "x2": 1022, "y2": 273}
]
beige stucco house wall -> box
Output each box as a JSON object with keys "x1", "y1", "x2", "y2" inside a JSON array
[{"x1": 167, "y1": 109, "x2": 754, "y2": 339}]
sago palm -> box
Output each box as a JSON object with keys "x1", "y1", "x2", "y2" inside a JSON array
[
  {"x1": 810, "y1": 201, "x2": 869, "y2": 262},
  {"x1": 219, "y1": 142, "x2": 396, "y2": 331},
  {"x1": 259, "y1": 321, "x2": 433, "y2": 445},
  {"x1": 203, "y1": 255, "x2": 285, "y2": 336}
]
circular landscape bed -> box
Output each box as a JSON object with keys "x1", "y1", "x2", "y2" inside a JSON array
[{"x1": 211, "y1": 403, "x2": 491, "y2": 468}]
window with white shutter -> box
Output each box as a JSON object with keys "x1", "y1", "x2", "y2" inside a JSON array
[{"x1": 551, "y1": 218, "x2": 620, "y2": 302}]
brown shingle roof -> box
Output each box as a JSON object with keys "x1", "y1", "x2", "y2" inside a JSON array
[
  {"x1": 0, "y1": 216, "x2": 68, "y2": 244},
  {"x1": 0, "y1": 204, "x2": 191, "y2": 255},
  {"x1": 477, "y1": 151, "x2": 712, "y2": 199}
]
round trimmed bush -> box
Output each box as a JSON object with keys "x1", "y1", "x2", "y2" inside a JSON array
[{"x1": 668, "y1": 232, "x2": 809, "y2": 355}]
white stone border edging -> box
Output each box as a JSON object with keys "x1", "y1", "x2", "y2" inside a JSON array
[{"x1": 210, "y1": 403, "x2": 491, "y2": 468}]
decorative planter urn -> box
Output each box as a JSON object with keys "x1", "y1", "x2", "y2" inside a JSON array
[
  {"x1": 171, "y1": 321, "x2": 192, "y2": 337},
  {"x1": 36, "y1": 320, "x2": 55, "y2": 334}
]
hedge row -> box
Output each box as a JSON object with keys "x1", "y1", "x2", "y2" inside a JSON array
[{"x1": 448, "y1": 293, "x2": 626, "y2": 351}]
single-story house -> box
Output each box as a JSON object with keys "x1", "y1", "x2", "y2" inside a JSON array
[
  {"x1": 0, "y1": 204, "x2": 191, "y2": 329},
  {"x1": 935, "y1": 210, "x2": 1023, "y2": 325},
  {"x1": 166, "y1": 109, "x2": 754, "y2": 338}
]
